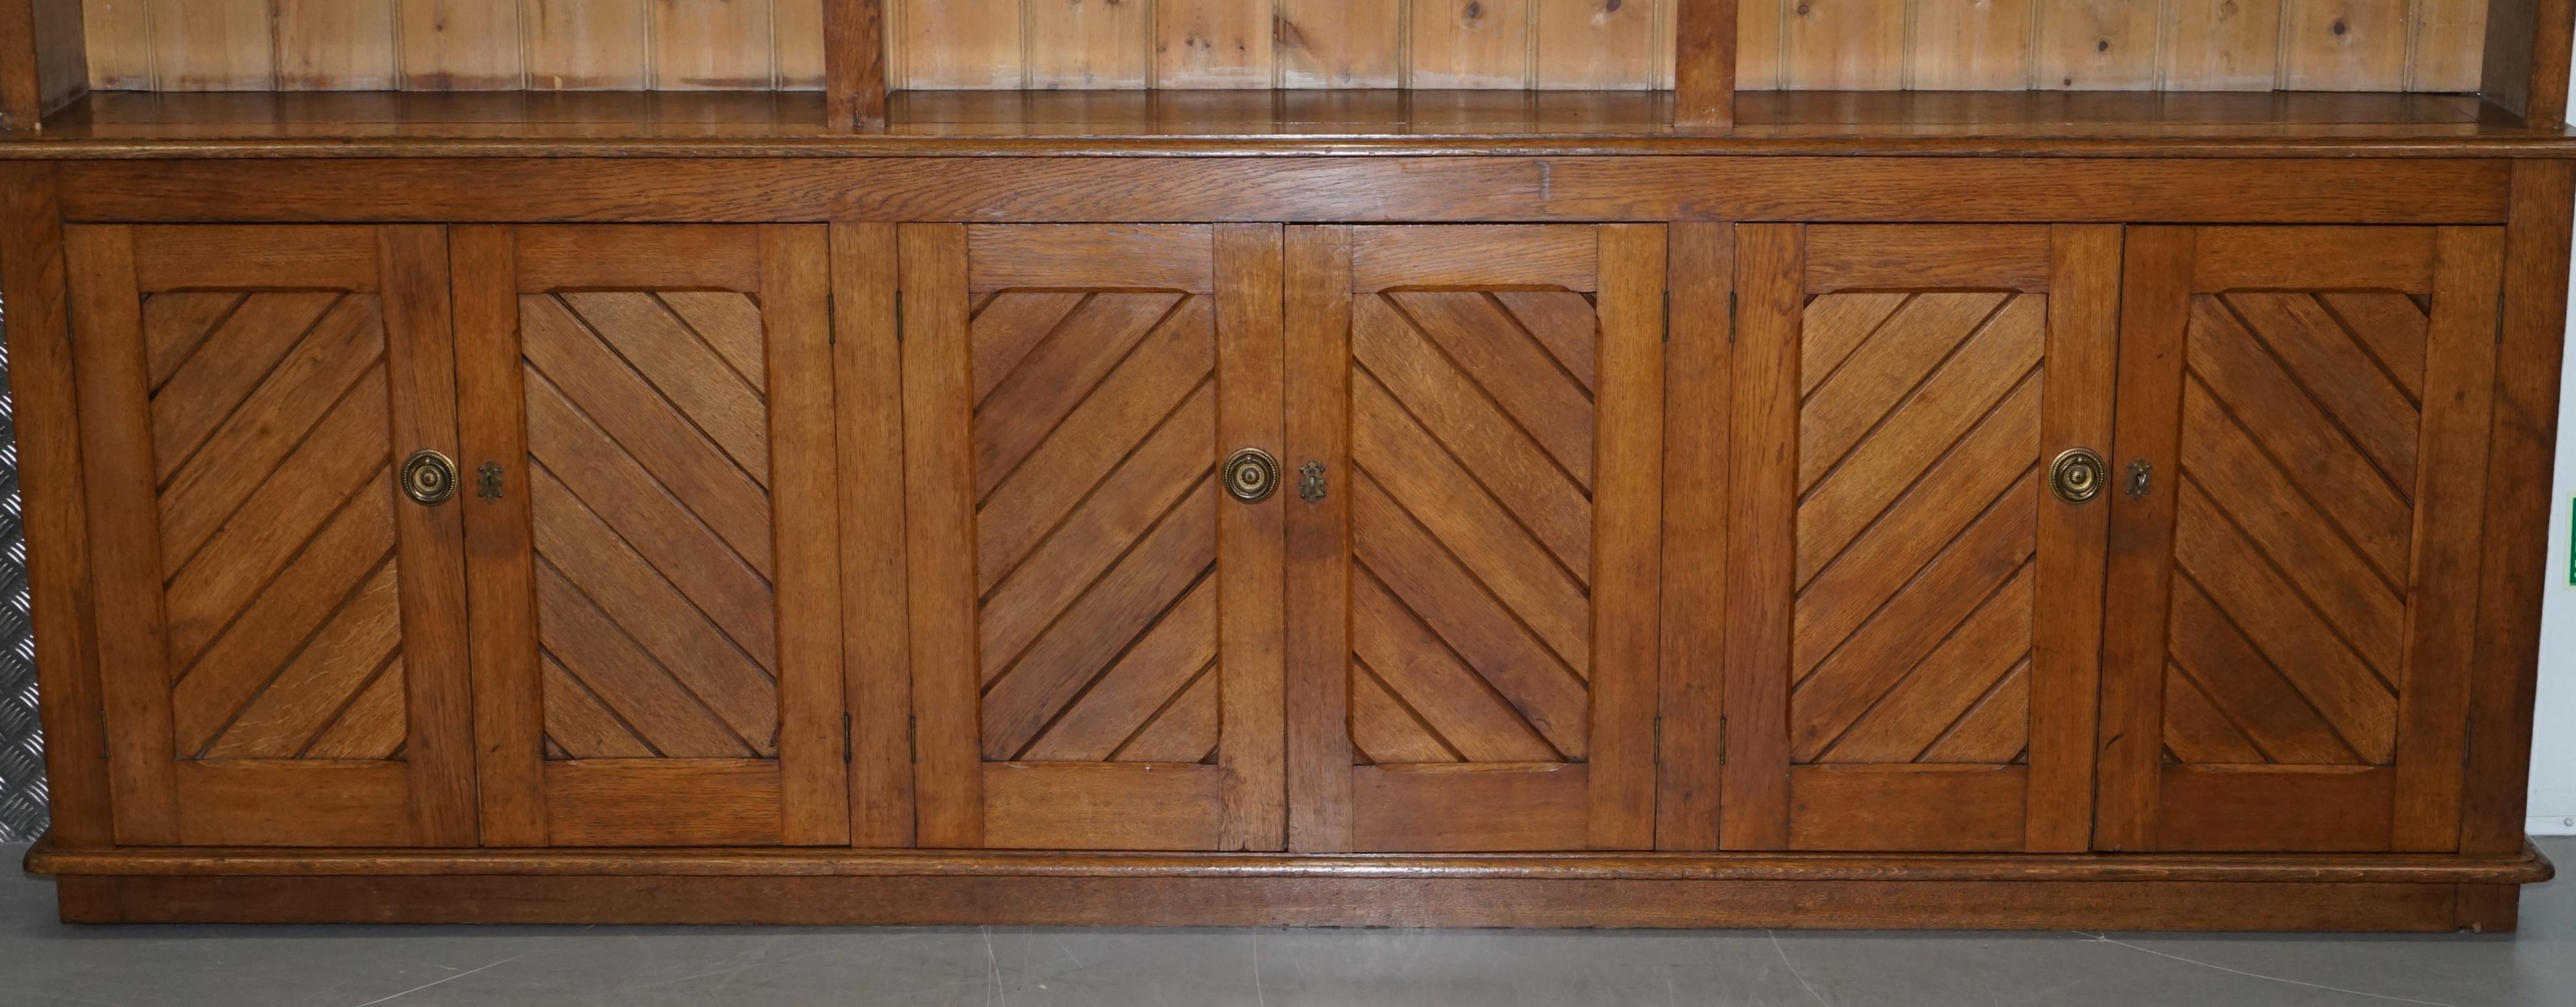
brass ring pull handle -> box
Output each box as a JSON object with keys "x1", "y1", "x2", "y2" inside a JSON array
[
  {"x1": 1223, "y1": 448, "x2": 1281, "y2": 504},
  {"x1": 2049, "y1": 448, "x2": 2107, "y2": 504},
  {"x1": 400, "y1": 450, "x2": 461, "y2": 506}
]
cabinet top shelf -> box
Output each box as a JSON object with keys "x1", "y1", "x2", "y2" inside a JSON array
[{"x1": 5, "y1": 89, "x2": 2573, "y2": 160}]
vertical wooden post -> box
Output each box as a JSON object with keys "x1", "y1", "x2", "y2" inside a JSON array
[
  {"x1": 0, "y1": 164, "x2": 115, "y2": 847},
  {"x1": 1673, "y1": 0, "x2": 1736, "y2": 128},
  {"x1": 2460, "y1": 160, "x2": 2575, "y2": 855},
  {"x1": 0, "y1": 0, "x2": 86, "y2": 131},
  {"x1": 2482, "y1": 0, "x2": 2575, "y2": 127},
  {"x1": 826, "y1": 0, "x2": 891, "y2": 130}
]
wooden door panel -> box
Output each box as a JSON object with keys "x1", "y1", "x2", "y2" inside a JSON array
[
  {"x1": 459, "y1": 224, "x2": 846, "y2": 847},
  {"x1": 69, "y1": 224, "x2": 474, "y2": 847},
  {"x1": 2100, "y1": 226, "x2": 2503, "y2": 853},
  {"x1": 903, "y1": 223, "x2": 1285, "y2": 852},
  {"x1": 1286, "y1": 224, "x2": 1664, "y2": 853},
  {"x1": 1721, "y1": 225, "x2": 2118, "y2": 854}
]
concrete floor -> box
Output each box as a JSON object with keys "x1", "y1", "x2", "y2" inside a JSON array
[{"x1": 2, "y1": 839, "x2": 2572, "y2": 1007}]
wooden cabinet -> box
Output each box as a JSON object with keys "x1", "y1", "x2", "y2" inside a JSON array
[
  {"x1": 12, "y1": 154, "x2": 2562, "y2": 929},
  {"x1": 895, "y1": 224, "x2": 1287, "y2": 851},
  {"x1": 1717, "y1": 224, "x2": 2119, "y2": 854},
  {"x1": 452, "y1": 225, "x2": 848, "y2": 847},
  {"x1": 42, "y1": 219, "x2": 2527, "y2": 862},
  {"x1": 2097, "y1": 226, "x2": 2507, "y2": 854},
  {"x1": 1282, "y1": 225, "x2": 1667, "y2": 852},
  {"x1": 64, "y1": 225, "x2": 476, "y2": 847}
]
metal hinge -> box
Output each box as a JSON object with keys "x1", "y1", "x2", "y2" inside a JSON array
[
  {"x1": 893, "y1": 291, "x2": 904, "y2": 342},
  {"x1": 825, "y1": 292, "x2": 836, "y2": 345}
]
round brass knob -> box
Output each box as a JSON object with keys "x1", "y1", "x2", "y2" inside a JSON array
[
  {"x1": 2050, "y1": 448, "x2": 2106, "y2": 504},
  {"x1": 1222, "y1": 448, "x2": 1280, "y2": 504},
  {"x1": 401, "y1": 450, "x2": 460, "y2": 506}
]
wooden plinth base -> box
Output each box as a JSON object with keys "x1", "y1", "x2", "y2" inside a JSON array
[{"x1": 27, "y1": 838, "x2": 2551, "y2": 931}]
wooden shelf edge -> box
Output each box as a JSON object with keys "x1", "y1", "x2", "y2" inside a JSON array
[
  {"x1": 22, "y1": 830, "x2": 2554, "y2": 885},
  {"x1": 5, "y1": 90, "x2": 2573, "y2": 160}
]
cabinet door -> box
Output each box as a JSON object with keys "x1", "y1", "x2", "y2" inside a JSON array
[
  {"x1": 901, "y1": 224, "x2": 1286, "y2": 851},
  {"x1": 1283, "y1": 225, "x2": 1666, "y2": 852},
  {"x1": 68, "y1": 225, "x2": 476, "y2": 846},
  {"x1": 2098, "y1": 226, "x2": 2504, "y2": 853},
  {"x1": 1718, "y1": 225, "x2": 2120, "y2": 853},
  {"x1": 456, "y1": 226, "x2": 847, "y2": 847}
]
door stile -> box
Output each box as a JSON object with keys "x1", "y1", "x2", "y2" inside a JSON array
[
  {"x1": 1719, "y1": 222, "x2": 1802, "y2": 851},
  {"x1": 67, "y1": 224, "x2": 181, "y2": 845},
  {"x1": 1283, "y1": 224, "x2": 1357, "y2": 853},
  {"x1": 2386, "y1": 226, "x2": 2505, "y2": 851},
  {"x1": 1657, "y1": 221, "x2": 1732, "y2": 852},
  {"x1": 377, "y1": 225, "x2": 479, "y2": 847},
  {"x1": 832, "y1": 221, "x2": 918, "y2": 848},
  {"x1": 764, "y1": 224, "x2": 853, "y2": 846},
  {"x1": 1590, "y1": 223, "x2": 1667, "y2": 849},
  {"x1": 454, "y1": 224, "x2": 547, "y2": 847},
  {"x1": 2026, "y1": 224, "x2": 2121, "y2": 852},
  {"x1": 2094, "y1": 226, "x2": 2193, "y2": 853},
  {"x1": 897, "y1": 222, "x2": 982, "y2": 849},
  {"x1": 1215, "y1": 223, "x2": 1289, "y2": 852}
]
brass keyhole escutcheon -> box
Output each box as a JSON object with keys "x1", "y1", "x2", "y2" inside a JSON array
[
  {"x1": 401, "y1": 450, "x2": 460, "y2": 506},
  {"x1": 2050, "y1": 448, "x2": 2106, "y2": 504},
  {"x1": 1223, "y1": 448, "x2": 1280, "y2": 504}
]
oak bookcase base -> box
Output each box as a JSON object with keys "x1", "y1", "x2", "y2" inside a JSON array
[{"x1": 29, "y1": 840, "x2": 2552, "y2": 931}]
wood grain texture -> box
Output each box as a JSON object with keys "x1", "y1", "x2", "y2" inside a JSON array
[
  {"x1": 53, "y1": 158, "x2": 2515, "y2": 228},
  {"x1": 2094, "y1": 226, "x2": 2193, "y2": 853},
  {"x1": 1588, "y1": 223, "x2": 1663, "y2": 850},
  {"x1": 46, "y1": 870, "x2": 2500, "y2": 930},
  {"x1": 833, "y1": 222, "x2": 913, "y2": 847},
  {"x1": 2025, "y1": 224, "x2": 2117, "y2": 853},
  {"x1": 2460, "y1": 162, "x2": 2573, "y2": 854},
  {"x1": 376, "y1": 225, "x2": 477, "y2": 847},
  {"x1": 983, "y1": 763, "x2": 1225, "y2": 849},
  {"x1": 762, "y1": 224, "x2": 850, "y2": 845},
  {"x1": 453, "y1": 224, "x2": 546, "y2": 846},
  {"x1": 824, "y1": 0, "x2": 885, "y2": 126},
  {"x1": 1656, "y1": 221, "x2": 1728, "y2": 851},
  {"x1": 1721, "y1": 223, "x2": 1800, "y2": 851},
  {"x1": 65, "y1": 0, "x2": 2507, "y2": 95},
  {"x1": 0, "y1": 0, "x2": 82, "y2": 128},
  {"x1": 0, "y1": 165, "x2": 113, "y2": 845},
  {"x1": 898, "y1": 224, "x2": 983, "y2": 849},
  {"x1": 1283, "y1": 225, "x2": 1355, "y2": 853},
  {"x1": 1213, "y1": 222, "x2": 1287, "y2": 851}
]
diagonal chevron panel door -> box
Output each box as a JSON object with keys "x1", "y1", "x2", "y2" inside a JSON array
[
  {"x1": 69, "y1": 225, "x2": 476, "y2": 847},
  {"x1": 1283, "y1": 226, "x2": 1665, "y2": 853},
  {"x1": 903, "y1": 224, "x2": 1285, "y2": 851},
  {"x1": 457, "y1": 226, "x2": 847, "y2": 847},
  {"x1": 1720, "y1": 226, "x2": 2119, "y2": 853},
  {"x1": 2098, "y1": 227, "x2": 2505, "y2": 853}
]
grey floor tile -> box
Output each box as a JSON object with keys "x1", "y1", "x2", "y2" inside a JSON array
[{"x1": 3, "y1": 838, "x2": 2570, "y2": 1006}]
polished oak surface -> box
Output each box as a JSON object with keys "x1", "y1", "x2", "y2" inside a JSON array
[{"x1": 2, "y1": 90, "x2": 2571, "y2": 158}]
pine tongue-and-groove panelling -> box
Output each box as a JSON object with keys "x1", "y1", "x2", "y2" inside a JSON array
[
  {"x1": 2160, "y1": 290, "x2": 2421, "y2": 769},
  {"x1": 520, "y1": 290, "x2": 783, "y2": 763},
  {"x1": 82, "y1": 0, "x2": 2483, "y2": 92},
  {"x1": 1792, "y1": 291, "x2": 2040, "y2": 769},
  {"x1": 971, "y1": 286, "x2": 1223, "y2": 766},
  {"x1": 1348, "y1": 289, "x2": 1596, "y2": 767},
  {"x1": 151, "y1": 289, "x2": 410, "y2": 763}
]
